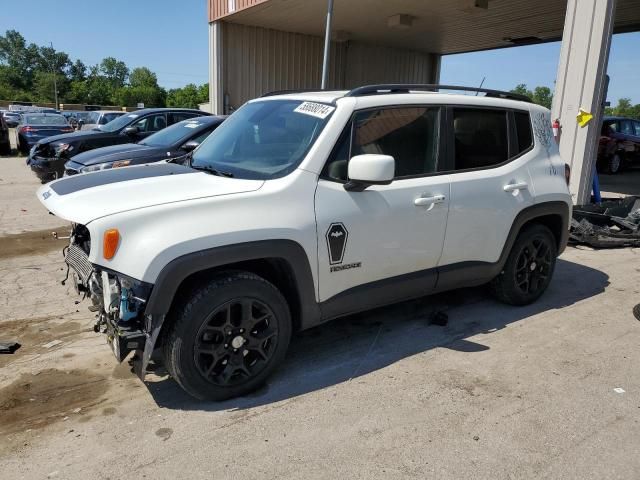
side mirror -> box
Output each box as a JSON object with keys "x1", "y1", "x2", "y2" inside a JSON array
[
  {"x1": 345, "y1": 154, "x2": 395, "y2": 192},
  {"x1": 181, "y1": 139, "x2": 200, "y2": 152},
  {"x1": 123, "y1": 126, "x2": 139, "y2": 136}
]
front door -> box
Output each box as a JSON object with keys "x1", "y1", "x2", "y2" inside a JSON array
[{"x1": 314, "y1": 105, "x2": 450, "y2": 308}]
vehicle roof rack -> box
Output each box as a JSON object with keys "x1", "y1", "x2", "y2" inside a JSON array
[
  {"x1": 345, "y1": 84, "x2": 532, "y2": 103},
  {"x1": 260, "y1": 89, "x2": 345, "y2": 98}
]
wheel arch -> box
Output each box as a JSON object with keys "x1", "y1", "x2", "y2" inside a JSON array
[{"x1": 144, "y1": 240, "x2": 320, "y2": 332}]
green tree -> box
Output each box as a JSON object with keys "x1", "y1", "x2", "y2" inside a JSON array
[
  {"x1": 100, "y1": 57, "x2": 129, "y2": 89},
  {"x1": 129, "y1": 67, "x2": 158, "y2": 88},
  {"x1": 510, "y1": 84, "x2": 553, "y2": 109},
  {"x1": 166, "y1": 83, "x2": 209, "y2": 109}
]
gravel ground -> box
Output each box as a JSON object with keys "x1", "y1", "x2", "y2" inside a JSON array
[{"x1": 0, "y1": 153, "x2": 639, "y2": 479}]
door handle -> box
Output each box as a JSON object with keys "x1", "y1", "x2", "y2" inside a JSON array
[
  {"x1": 503, "y1": 182, "x2": 529, "y2": 193},
  {"x1": 414, "y1": 194, "x2": 446, "y2": 206}
]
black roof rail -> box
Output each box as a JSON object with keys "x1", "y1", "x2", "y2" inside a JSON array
[
  {"x1": 260, "y1": 89, "x2": 345, "y2": 98},
  {"x1": 345, "y1": 84, "x2": 532, "y2": 103}
]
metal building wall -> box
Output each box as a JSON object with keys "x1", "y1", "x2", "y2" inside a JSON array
[
  {"x1": 222, "y1": 22, "x2": 346, "y2": 111},
  {"x1": 218, "y1": 22, "x2": 438, "y2": 112}
]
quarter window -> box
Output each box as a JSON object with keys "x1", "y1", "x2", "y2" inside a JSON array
[
  {"x1": 352, "y1": 107, "x2": 440, "y2": 178},
  {"x1": 514, "y1": 111, "x2": 533, "y2": 154},
  {"x1": 453, "y1": 108, "x2": 509, "y2": 170}
]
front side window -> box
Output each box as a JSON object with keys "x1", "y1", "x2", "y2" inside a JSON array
[
  {"x1": 453, "y1": 108, "x2": 508, "y2": 170},
  {"x1": 133, "y1": 114, "x2": 167, "y2": 132},
  {"x1": 191, "y1": 99, "x2": 333, "y2": 180},
  {"x1": 352, "y1": 107, "x2": 440, "y2": 178}
]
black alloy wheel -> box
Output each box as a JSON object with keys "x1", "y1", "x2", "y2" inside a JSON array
[
  {"x1": 193, "y1": 298, "x2": 279, "y2": 386},
  {"x1": 513, "y1": 236, "x2": 553, "y2": 296},
  {"x1": 163, "y1": 271, "x2": 291, "y2": 400}
]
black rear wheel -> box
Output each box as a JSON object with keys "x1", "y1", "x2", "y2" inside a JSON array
[
  {"x1": 163, "y1": 271, "x2": 291, "y2": 400},
  {"x1": 491, "y1": 224, "x2": 557, "y2": 305}
]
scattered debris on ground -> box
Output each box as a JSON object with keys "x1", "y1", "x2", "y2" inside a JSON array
[
  {"x1": 429, "y1": 311, "x2": 449, "y2": 326},
  {"x1": 0, "y1": 340, "x2": 21, "y2": 354},
  {"x1": 570, "y1": 196, "x2": 640, "y2": 248}
]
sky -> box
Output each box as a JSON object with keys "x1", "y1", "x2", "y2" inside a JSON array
[{"x1": 0, "y1": 0, "x2": 638, "y2": 103}]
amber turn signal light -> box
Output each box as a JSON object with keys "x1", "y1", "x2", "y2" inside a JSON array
[{"x1": 103, "y1": 229, "x2": 120, "y2": 260}]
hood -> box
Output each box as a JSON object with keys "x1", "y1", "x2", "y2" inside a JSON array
[
  {"x1": 71, "y1": 143, "x2": 159, "y2": 166},
  {"x1": 38, "y1": 129, "x2": 104, "y2": 145},
  {"x1": 37, "y1": 162, "x2": 264, "y2": 225}
]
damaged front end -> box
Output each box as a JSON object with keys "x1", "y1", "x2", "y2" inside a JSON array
[{"x1": 64, "y1": 224, "x2": 153, "y2": 375}]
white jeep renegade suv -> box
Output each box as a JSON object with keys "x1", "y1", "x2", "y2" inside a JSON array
[{"x1": 38, "y1": 85, "x2": 572, "y2": 400}]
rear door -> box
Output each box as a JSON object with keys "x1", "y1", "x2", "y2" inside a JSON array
[{"x1": 438, "y1": 107, "x2": 535, "y2": 272}]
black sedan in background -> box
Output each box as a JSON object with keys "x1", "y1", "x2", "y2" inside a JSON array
[
  {"x1": 64, "y1": 116, "x2": 226, "y2": 175},
  {"x1": 16, "y1": 113, "x2": 74, "y2": 154},
  {"x1": 28, "y1": 108, "x2": 210, "y2": 183}
]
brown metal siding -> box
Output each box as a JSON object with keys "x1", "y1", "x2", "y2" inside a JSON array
[
  {"x1": 222, "y1": 23, "x2": 346, "y2": 110},
  {"x1": 220, "y1": 23, "x2": 436, "y2": 111},
  {"x1": 209, "y1": 0, "x2": 269, "y2": 22}
]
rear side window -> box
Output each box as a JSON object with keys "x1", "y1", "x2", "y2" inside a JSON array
[
  {"x1": 621, "y1": 120, "x2": 634, "y2": 135},
  {"x1": 169, "y1": 112, "x2": 198, "y2": 124},
  {"x1": 351, "y1": 107, "x2": 440, "y2": 178},
  {"x1": 452, "y1": 108, "x2": 508, "y2": 170},
  {"x1": 514, "y1": 111, "x2": 533, "y2": 154}
]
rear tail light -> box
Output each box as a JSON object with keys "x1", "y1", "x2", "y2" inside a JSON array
[
  {"x1": 61, "y1": 127, "x2": 74, "y2": 133},
  {"x1": 20, "y1": 126, "x2": 35, "y2": 133},
  {"x1": 564, "y1": 164, "x2": 571, "y2": 186}
]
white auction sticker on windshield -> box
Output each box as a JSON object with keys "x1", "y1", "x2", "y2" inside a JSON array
[{"x1": 294, "y1": 102, "x2": 335, "y2": 119}]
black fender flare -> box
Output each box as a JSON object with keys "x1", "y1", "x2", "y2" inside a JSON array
[
  {"x1": 136, "y1": 240, "x2": 320, "y2": 379},
  {"x1": 144, "y1": 239, "x2": 320, "y2": 324}
]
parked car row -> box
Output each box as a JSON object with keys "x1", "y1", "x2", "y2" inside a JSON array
[{"x1": 25, "y1": 107, "x2": 221, "y2": 182}]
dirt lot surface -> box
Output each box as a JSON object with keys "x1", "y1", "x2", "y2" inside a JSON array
[{"x1": 1, "y1": 154, "x2": 639, "y2": 479}]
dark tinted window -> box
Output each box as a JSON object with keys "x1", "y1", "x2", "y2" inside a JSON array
[
  {"x1": 351, "y1": 107, "x2": 440, "y2": 178},
  {"x1": 620, "y1": 120, "x2": 634, "y2": 135},
  {"x1": 133, "y1": 113, "x2": 167, "y2": 132},
  {"x1": 169, "y1": 112, "x2": 198, "y2": 124},
  {"x1": 514, "y1": 111, "x2": 533, "y2": 154},
  {"x1": 633, "y1": 121, "x2": 640, "y2": 136},
  {"x1": 453, "y1": 108, "x2": 508, "y2": 170}
]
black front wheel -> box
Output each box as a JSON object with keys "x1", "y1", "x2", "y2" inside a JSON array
[
  {"x1": 163, "y1": 271, "x2": 292, "y2": 400},
  {"x1": 491, "y1": 224, "x2": 557, "y2": 306}
]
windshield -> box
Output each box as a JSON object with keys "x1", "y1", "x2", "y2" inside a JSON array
[
  {"x1": 141, "y1": 119, "x2": 208, "y2": 147},
  {"x1": 191, "y1": 100, "x2": 334, "y2": 180},
  {"x1": 24, "y1": 114, "x2": 68, "y2": 125},
  {"x1": 99, "y1": 112, "x2": 139, "y2": 132}
]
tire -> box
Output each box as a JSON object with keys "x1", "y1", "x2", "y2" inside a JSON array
[
  {"x1": 490, "y1": 224, "x2": 557, "y2": 306},
  {"x1": 607, "y1": 153, "x2": 623, "y2": 174},
  {"x1": 0, "y1": 141, "x2": 10, "y2": 156},
  {"x1": 163, "y1": 271, "x2": 292, "y2": 401}
]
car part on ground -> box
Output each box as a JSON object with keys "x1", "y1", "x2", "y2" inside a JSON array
[
  {"x1": 36, "y1": 84, "x2": 572, "y2": 400},
  {"x1": 0, "y1": 341, "x2": 21, "y2": 354},
  {"x1": 570, "y1": 196, "x2": 640, "y2": 248}
]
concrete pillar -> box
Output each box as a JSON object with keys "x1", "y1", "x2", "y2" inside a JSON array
[
  {"x1": 551, "y1": 0, "x2": 616, "y2": 205},
  {"x1": 209, "y1": 21, "x2": 225, "y2": 115}
]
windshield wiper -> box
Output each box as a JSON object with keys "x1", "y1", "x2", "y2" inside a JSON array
[{"x1": 191, "y1": 164, "x2": 234, "y2": 178}]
